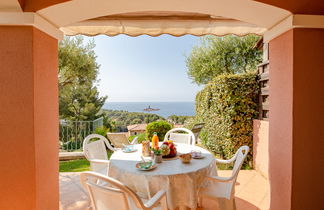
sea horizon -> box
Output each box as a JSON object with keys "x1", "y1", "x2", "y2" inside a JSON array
[
  {"x1": 103, "y1": 101, "x2": 195, "y2": 118},
  {"x1": 105, "y1": 101, "x2": 195, "y2": 103}
]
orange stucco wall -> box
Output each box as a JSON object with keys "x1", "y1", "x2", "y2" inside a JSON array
[
  {"x1": 33, "y1": 28, "x2": 59, "y2": 210},
  {"x1": 253, "y1": 120, "x2": 269, "y2": 179},
  {"x1": 0, "y1": 26, "x2": 58, "y2": 210},
  {"x1": 291, "y1": 28, "x2": 324, "y2": 209},
  {"x1": 269, "y1": 28, "x2": 324, "y2": 209},
  {"x1": 0, "y1": 26, "x2": 36, "y2": 210},
  {"x1": 256, "y1": 0, "x2": 324, "y2": 14},
  {"x1": 19, "y1": 0, "x2": 71, "y2": 11}
]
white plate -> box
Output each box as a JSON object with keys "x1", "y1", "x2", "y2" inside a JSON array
[
  {"x1": 192, "y1": 154, "x2": 205, "y2": 159},
  {"x1": 136, "y1": 162, "x2": 157, "y2": 171},
  {"x1": 122, "y1": 148, "x2": 138, "y2": 153}
]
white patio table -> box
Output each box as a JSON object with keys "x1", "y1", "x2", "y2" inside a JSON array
[{"x1": 108, "y1": 143, "x2": 217, "y2": 210}]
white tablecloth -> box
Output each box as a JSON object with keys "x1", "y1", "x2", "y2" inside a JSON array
[{"x1": 108, "y1": 143, "x2": 216, "y2": 209}]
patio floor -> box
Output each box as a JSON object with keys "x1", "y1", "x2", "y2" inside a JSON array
[{"x1": 59, "y1": 170, "x2": 269, "y2": 210}]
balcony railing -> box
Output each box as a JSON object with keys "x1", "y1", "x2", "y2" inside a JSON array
[{"x1": 59, "y1": 117, "x2": 103, "y2": 152}]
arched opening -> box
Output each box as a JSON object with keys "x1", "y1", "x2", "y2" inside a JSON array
[{"x1": 55, "y1": 12, "x2": 269, "y2": 210}]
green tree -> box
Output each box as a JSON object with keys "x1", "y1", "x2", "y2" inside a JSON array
[
  {"x1": 59, "y1": 36, "x2": 107, "y2": 121},
  {"x1": 146, "y1": 121, "x2": 172, "y2": 141},
  {"x1": 186, "y1": 35, "x2": 262, "y2": 85},
  {"x1": 167, "y1": 115, "x2": 191, "y2": 124},
  {"x1": 102, "y1": 110, "x2": 165, "y2": 132},
  {"x1": 103, "y1": 114, "x2": 117, "y2": 132},
  {"x1": 131, "y1": 118, "x2": 142, "y2": 124}
]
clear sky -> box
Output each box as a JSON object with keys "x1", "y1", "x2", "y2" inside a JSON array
[{"x1": 83, "y1": 34, "x2": 202, "y2": 102}]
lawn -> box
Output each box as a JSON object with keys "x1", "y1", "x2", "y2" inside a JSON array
[
  {"x1": 59, "y1": 150, "x2": 113, "y2": 172},
  {"x1": 59, "y1": 159, "x2": 90, "y2": 172}
]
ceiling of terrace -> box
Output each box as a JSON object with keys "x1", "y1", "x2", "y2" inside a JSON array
[{"x1": 0, "y1": 0, "x2": 292, "y2": 38}]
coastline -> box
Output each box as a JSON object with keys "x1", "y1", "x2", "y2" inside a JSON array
[{"x1": 103, "y1": 101, "x2": 195, "y2": 118}]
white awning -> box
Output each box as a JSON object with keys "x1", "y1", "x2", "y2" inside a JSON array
[{"x1": 60, "y1": 12, "x2": 266, "y2": 37}]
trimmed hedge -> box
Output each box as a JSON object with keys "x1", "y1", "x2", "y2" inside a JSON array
[
  {"x1": 195, "y1": 72, "x2": 259, "y2": 164},
  {"x1": 146, "y1": 121, "x2": 173, "y2": 141}
]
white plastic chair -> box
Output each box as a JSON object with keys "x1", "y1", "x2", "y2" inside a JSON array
[
  {"x1": 191, "y1": 123, "x2": 205, "y2": 144},
  {"x1": 107, "y1": 133, "x2": 138, "y2": 148},
  {"x1": 164, "y1": 128, "x2": 196, "y2": 145},
  {"x1": 83, "y1": 134, "x2": 117, "y2": 175},
  {"x1": 80, "y1": 171, "x2": 168, "y2": 210},
  {"x1": 198, "y1": 146, "x2": 250, "y2": 210}
]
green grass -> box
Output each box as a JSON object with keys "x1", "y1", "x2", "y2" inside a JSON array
[
  {"x1": 59, "y1": 150, "x2": 113, "y2": 172},
  {"x1": 59, "y1": 158, "x2": 90, "y2": 172}
]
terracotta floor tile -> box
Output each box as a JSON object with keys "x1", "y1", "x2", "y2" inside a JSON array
[
  {"x1": 59, "y1": 170, "x2": 269, "y2": 210},
  {"x1": 258, "y1": 191, "x2": 270, "y2": 210}
]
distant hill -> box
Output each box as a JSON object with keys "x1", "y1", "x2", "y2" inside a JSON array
[{"x1": 102, "y1": 109, "x2": 165, "y2": 132}]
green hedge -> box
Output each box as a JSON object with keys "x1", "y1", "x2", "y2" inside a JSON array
[
  {"x1": 195, "y1": 72, "x2": 259, "y2": 164},
  {"x1": 146, "y1": 121, "x2": 173, "y2": 141},
  {"x1": 129, "y1": 132, "x2": 147, "y2": 144}
]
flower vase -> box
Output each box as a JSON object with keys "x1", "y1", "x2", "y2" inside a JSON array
[{"x1": 154, "y1": 154, "x2": 163, "y2": 163}]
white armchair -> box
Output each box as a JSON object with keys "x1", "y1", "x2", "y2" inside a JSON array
[
  {"x1": 164, "y1": 128, "x2": 196, "y2": 145},
  {"x1": 198, "y1": 146, "x2": 249, "y2": 210},
  {"x1": 83, "y1": 134, "x2": 117, "y2": 175},
  {"x1": 80, "y1": 171, "x2": 168, "y2": 210},
  {"x1": 107, "y1": 133, "x2": 138, "y2": 148}
]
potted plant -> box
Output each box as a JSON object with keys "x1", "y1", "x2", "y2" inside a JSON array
[{"x1": 152, "y1": 147, "x2": 163, "y2": 163}]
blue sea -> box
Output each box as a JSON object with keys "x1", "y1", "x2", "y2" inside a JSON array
[{"x1": 103, "y1": 102, "x2": 195, "y2": 118}]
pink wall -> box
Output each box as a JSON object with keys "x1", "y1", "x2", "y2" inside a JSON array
[
  {"x1": 269, "y1": 29, "x2": 293, "y2": 210},
  {"x1": 253, "y1": 120, "x2": 269, "y2": 179},
  {"x1": 0, "y1": 26, "x2": 58, "y2": 210}
]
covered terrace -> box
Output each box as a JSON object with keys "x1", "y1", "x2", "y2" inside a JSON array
[{"x1": 0, "y1": 0, "x2": 323, "y2": 209}]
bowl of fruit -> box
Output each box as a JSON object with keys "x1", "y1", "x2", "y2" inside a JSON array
[
  {"x1": 160, "y1": 140, "x2": 177, "y2": 158},
  {"x1": 179, "y1": 153, "x2": 192, "y2": 163}
]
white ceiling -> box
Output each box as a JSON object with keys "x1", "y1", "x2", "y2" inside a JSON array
[{"x1": 0, "y1": 0, "x2": 21, "y2": 12}]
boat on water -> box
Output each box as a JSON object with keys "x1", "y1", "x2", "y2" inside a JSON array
[{"x1": 143, "y1": 105, "x2": 160, "y2": 112}]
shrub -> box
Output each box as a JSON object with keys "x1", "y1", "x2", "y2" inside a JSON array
[
  {"x1": 146, "y1": 121, "x2": 172, "y2": 141},
  {"x1": 94, "y1": 126, "x2": 109, "y2": 137},
  {"x1": 129, "y1": 132, "x2": 147, "y2": 143},
  {"x1": 195, "y1": 72, "x2": 259, "y2": 165}
]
